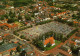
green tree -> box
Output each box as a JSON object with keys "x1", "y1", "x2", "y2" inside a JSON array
[
  {"x1": 25, "y1": 14, "x2": 31, "y2": 21},
  {"x1": 0, "y1": 40, "x2": 4, "y2": 45},
  {"x1": 18, "y1": 15, "x2": 22, "y2": 20},
  {"x1": 67, "y1": 22, "x2": 74, "y2": 26},
  {"x1": 0, "y1": 15, "x2": 4, "y2": 20},
  {"x1": 4, "y1": 14, "x2": 8, "y2": 18},
  {"x1": 72, "y1": 14, "x2": 77, "y2": 19},
  {"x1": 16, "y1": 46, "x2": 21, "y2": 52},
  {"x1": 20, "y1": 35, "x2": 25, "y2": 39},
  {"x1": 20, "y1": 50, "x2": 27, "y2": 56},
  {"x1": 8, "y1": 18, "x2": 16, "y2": 23}
]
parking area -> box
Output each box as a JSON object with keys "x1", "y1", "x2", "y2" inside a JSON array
[{"x1": 18, "y1": 21, "x2": 75, "y2": 39}]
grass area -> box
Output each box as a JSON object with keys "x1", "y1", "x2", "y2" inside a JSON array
[{"x1": 44, "y1": 40, "x2": 61, "y2": 51}]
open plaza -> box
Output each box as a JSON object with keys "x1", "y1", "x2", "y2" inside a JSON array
[{"x1": 19, "y1": 21, "x2": 75, "y2": 39}]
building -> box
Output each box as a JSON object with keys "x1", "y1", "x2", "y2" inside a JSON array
[
  {"x1": 60, "y1": 45, "x2": 72, "y2": 54},
  {"x1": 44, "y1": 37, "x2": 55, "y2": 47},
  {"x1": 0, "y1": 23, "x2": 18, "y2": 31}
]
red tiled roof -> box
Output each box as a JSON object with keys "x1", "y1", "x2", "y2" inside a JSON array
[
  {"x1": 19, "y1": 7, "x2": 24, "y2": 8},
  {"x1": 42, "y1": 7, "x2": 47, "y2": 10},
  {"x1": 73, "y1": 21, "x2": 78, "y2": 24},
  {"x1": 69, "y1": 41, "x2": 76, "y2": 45},
  {"x1": 63, "y1": 18, "x2": 67, "y2": 20},
  {"x1": 4, "y1": 33, "x2": 9, "y2": 37},
  {"x1": 0, "y1": 23, "x2": 12, "y2": 28},
  {"x1": 12, "y1": 23, "x2": 18, "y2": 28},
  {"x1": 50, "y1": 6, "x2": 55, "y2": 8},
  {"x1": 25, "y1": 22, "x2": 28, "y2": 24},
  {"x1": 51, "y1": 13, "x2": 54, "y2": 16},
  {"x1": 57, "y1": 12, "x2": 66, "y2": 16},
  {"x1": 44, "y1": 37, "x2": 55, "y2": 45},
  {"x1": 0, "y1": 23, "x2": 18, "y2": 28}
]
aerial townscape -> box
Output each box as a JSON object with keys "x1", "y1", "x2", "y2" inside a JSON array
[{"x1": 0, "y1": 0, "x2": 80, "y2": 56}]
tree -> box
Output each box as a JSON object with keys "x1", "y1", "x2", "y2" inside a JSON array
[
  {"x1": 0, "y1": 15, "x2": 4, "y2": 20},
  {"x1": 13, "y1": 0, "x2": 34, "y2": 7},
  {"x1": 67, "y1": 22, "x2": 74, "y2": 26},
  {"x1": 10, "y1": 13, "x2": 15, "y2": 18},
  {"x1": 46, "y1": 43, "x2": 51, "y2": 47},
  {"x1": 25, "y1": 14, "x2": 31, "y2": 21},
  {"x1": 10, "y1": 50, "x2": 13, "y2": 55},
  {"x1": 18, "y1": 15, "x2": 22, "y2": 20},
  {"x1": 7, "y1": 18, "x2": 15, "y2": 23},
  {"x1": 47, "y1": 0, "x2": 53, "y2": 6},
  {"x1": 4, "y1": 14, "x2": 8, "y2": 18},
  {"x1": 9, "y1": 11, "x2": 13, "y2": 16},
  {"x1": 20, "y1": 35, "x2": 25, "y2": 39},
  {"x1": 0, "y1": 40, "x2": 4, "y2": 45},
  {"x1": 72, "y1": 14, "x2": 77, "y2": 19},
  {"x1": 20, "y1": 50, "x2": 27, "y2": 56},
  {"x1": 16, "y1": 46, "x2": 21, "y2": 52},
  {"x1": 29, "y1": 6, "x2": 34, "y2": 9},
  {"x1": 77, "y1": 12, "x2": 80, "y2": 16}
]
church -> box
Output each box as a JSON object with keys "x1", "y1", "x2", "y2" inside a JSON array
[{"x1": 44, "y1": 37, "x2": 55, "y2": 47}]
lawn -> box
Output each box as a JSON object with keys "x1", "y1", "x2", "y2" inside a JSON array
[{"x1": 44, "y1": 40, "x2": 61, "y2": 51}]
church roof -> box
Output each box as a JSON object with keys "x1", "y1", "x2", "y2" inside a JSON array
[{"x1": 44, "y1": 37, "x2": 55, "y2": 45}]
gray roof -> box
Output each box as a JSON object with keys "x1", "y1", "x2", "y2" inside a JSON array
[{"x1": 0, "y1": 43, "x2": 18, "y2": 52}]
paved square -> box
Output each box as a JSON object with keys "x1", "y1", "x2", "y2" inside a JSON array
[{"x1": 18, "y1": 21, "x2": 75, "y2": 39}]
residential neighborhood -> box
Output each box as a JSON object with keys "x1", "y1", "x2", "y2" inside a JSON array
[{"x1": 0, "y1": 0, "x2": 80, "y2": 56}]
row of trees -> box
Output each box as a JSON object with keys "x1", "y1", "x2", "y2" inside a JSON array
[
  {"x1": 67, "y1": 28, "x2": 78, "y2": 38},
  {"x1": 54, "y1": 18, "x2": 74, "y2": 26},
  {"x1": 72, "y1": 13, "x2": 80, "y2": 21},
  {"x1": 60, "y1": 4, "x2": 78, "y2": 11},
  {"x1": 36, "y1": 20, "x2": 53, "y2": 25},
  {"x1": 0, "y1": 5, "x2": 5, "y2": 9},
  {"x1": 13, "y1": 0, "x2": 35, "y2": 7}
]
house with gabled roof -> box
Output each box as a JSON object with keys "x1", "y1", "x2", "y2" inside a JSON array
[
  {"x1": 57, "y1": 12, "x2": 66, "y2": 16},
  {"x1": 0, "y1": 23, "x2": 18, "y2": 31},
  {"x1": 60, "y1": 45, "x2": 72, "y2": 54},
  {"x1": 44, "y1": 37, "x2": 55, "y2": 47}
]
